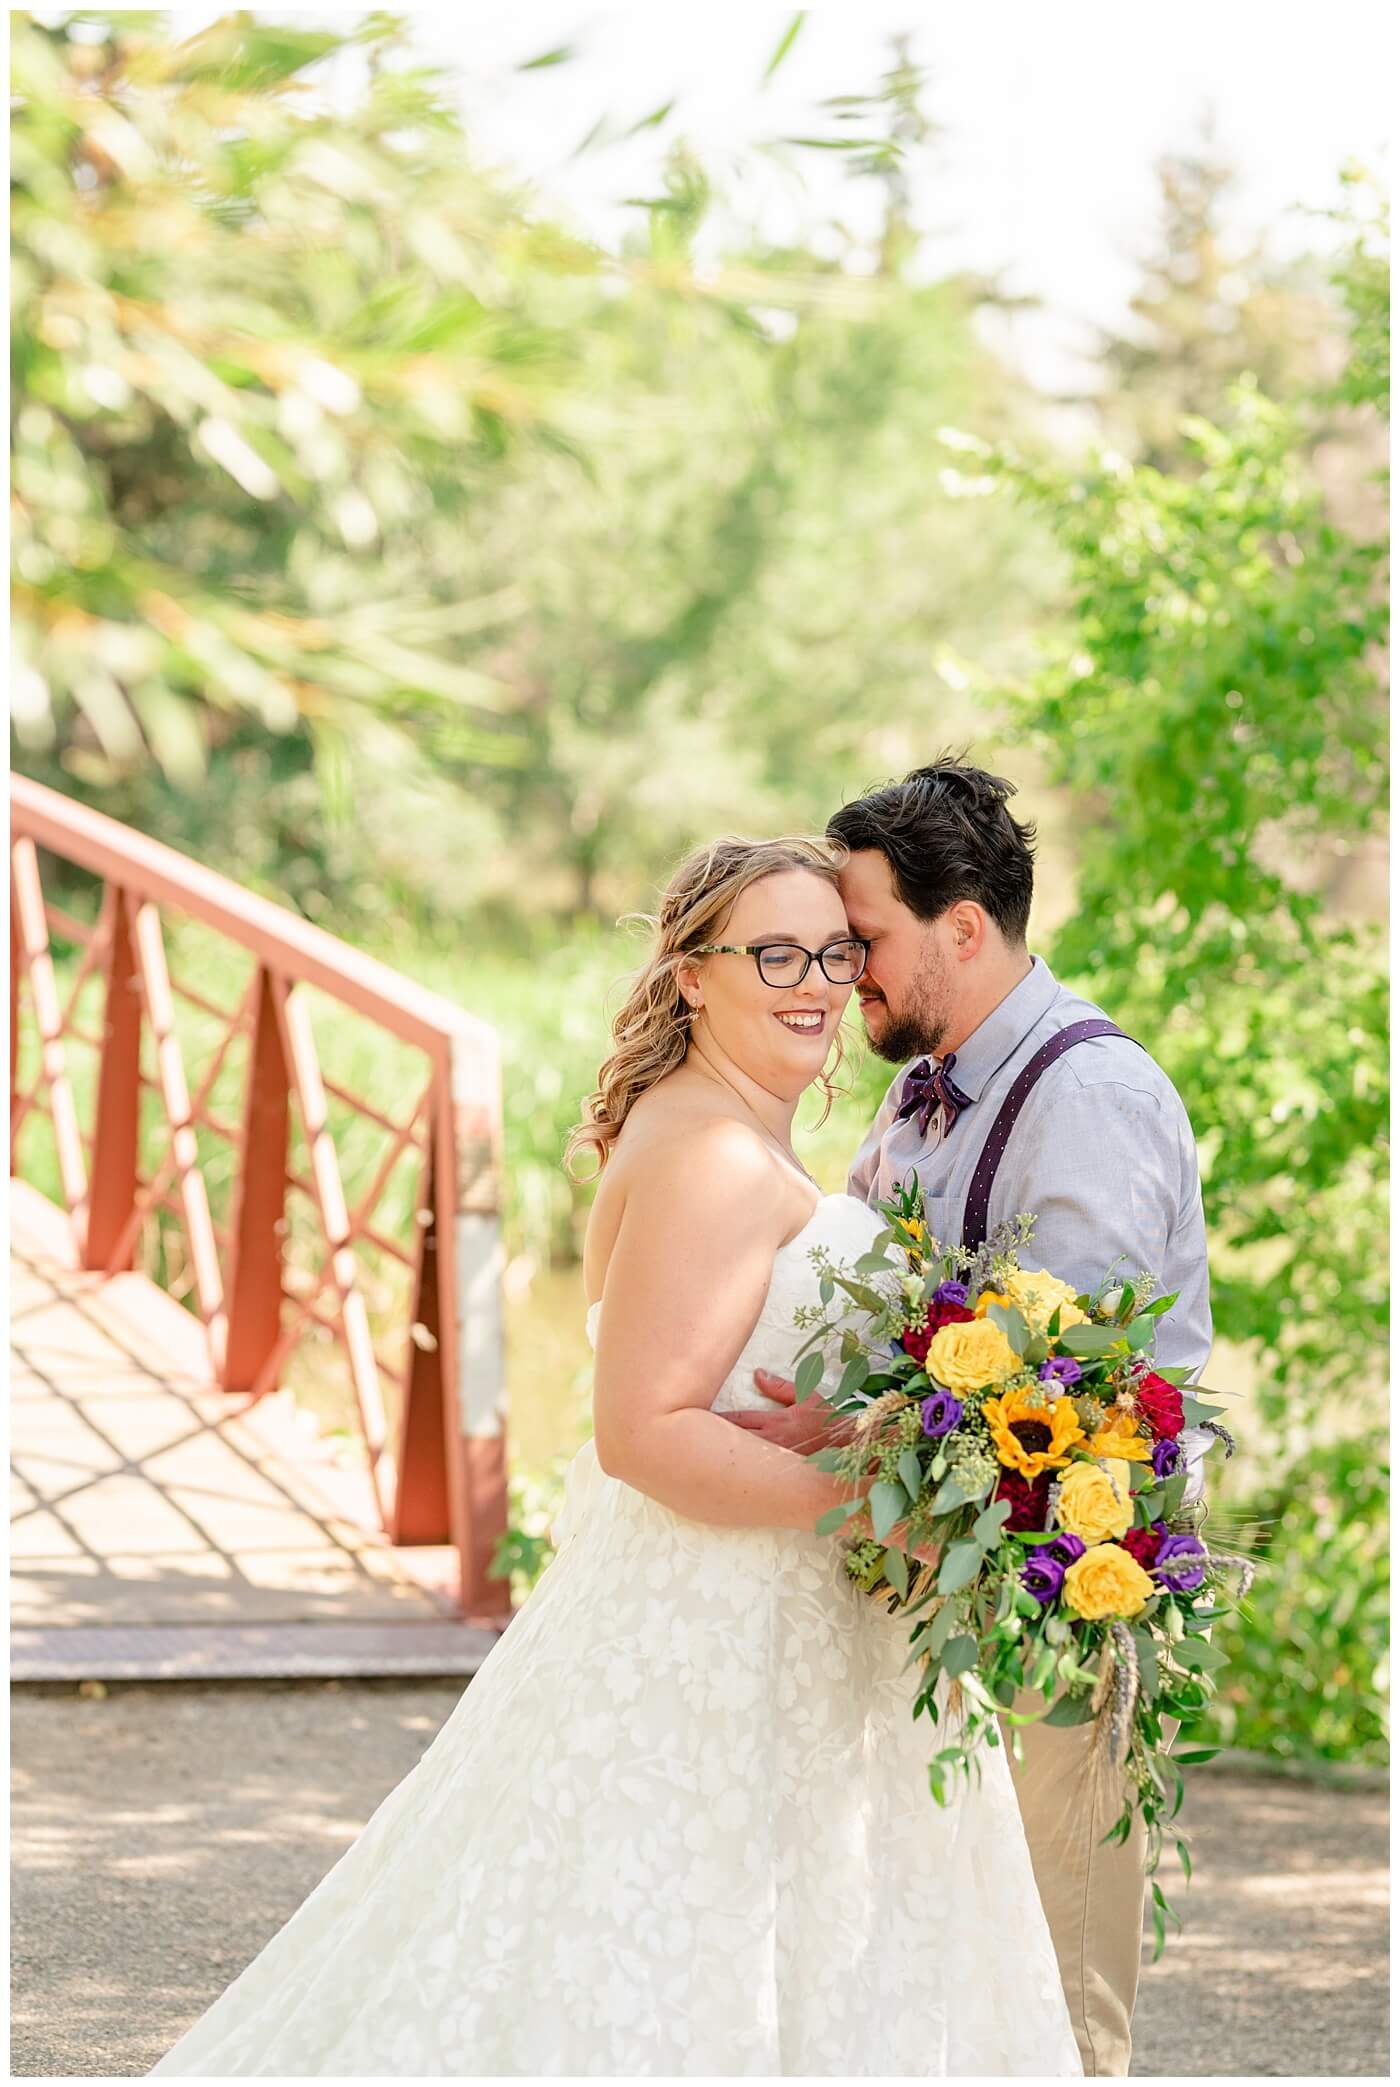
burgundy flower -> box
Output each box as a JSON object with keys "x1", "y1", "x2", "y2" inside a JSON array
[
  {"x1": 994, "y1": 1469, "x2": 1052, "y2": 1533},
  {"x1": 902, "y1": 1294, "x2": 975, "y2": 1364},
  {"x1": 1122, "y1": 1522, "x2": 1165, "y2": 1572},
  {"x1": 1137, "y1": 1372, "x2": 1185, "y2": 1440}
]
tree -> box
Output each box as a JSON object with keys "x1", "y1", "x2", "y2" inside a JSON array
[
  {"x1": 10, "y1": 9, "x2": 590, "y2": 796},
  {"x1": 981, "y1": 179, "x2": 1388, "y2": 1431},
  {"x1": 1089, "y1": 117, "x2": 1336, "y2": 471}
]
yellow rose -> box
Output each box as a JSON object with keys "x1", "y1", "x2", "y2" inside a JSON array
[
  {"x1": 1062, "y1": 1542, "x2": 1154, "y2": 1621},
  {"x1": 1055, "y1": 1458, "x2": 1133, "y2": 1544},
  {"x1": 924, "y1": 1316, "x2": 1019, "y2": 1394},
  {"x1": 1088, "y1": 1412, "x2": 1153, "y2": 1463},
  {"x1": 1001, "y1": 1268, "x2": 1088, "y2": 1335},
  {"x1": 984, "y1": 1388, "x2": 1085, "y2": 1479}
]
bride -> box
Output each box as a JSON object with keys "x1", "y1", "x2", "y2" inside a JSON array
[{"x1": 150, "y1": 836, "x2": 1081, "y2": 2078}]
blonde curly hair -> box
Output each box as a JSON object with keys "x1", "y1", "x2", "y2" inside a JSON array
[{"x1": 565, "y1": 835, "x2": 848, "y2": 1180}]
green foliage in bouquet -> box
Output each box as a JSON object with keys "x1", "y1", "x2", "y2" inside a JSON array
[{"x1": 795, "y1": 1177, "x2": 1245, "y2": 1950}]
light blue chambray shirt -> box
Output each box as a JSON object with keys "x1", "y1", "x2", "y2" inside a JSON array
[{"x1": 847, "y1": 955, "x2": 1215, "y2": 1492}]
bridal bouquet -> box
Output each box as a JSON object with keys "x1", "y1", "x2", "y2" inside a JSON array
[{"x1": 794, "y1": 1177, "x2": 1240, "y2": 1950}]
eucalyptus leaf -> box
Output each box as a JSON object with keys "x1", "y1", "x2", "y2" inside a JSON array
[
  {"x1": 1173, "y1": 1637, "x2": 1228, "y2": 1671},
  {"x1": 936, "y1": 1538, "x2": 982, "y2": 1595},
  {"x1": 985, "y1": 1300, "x2": 1031, "y2": 1354},
  {"x1": 930, "y1": 1472, "x2": 979, "y2": 1516},
  {"x1": 1044, "y1": 1690, "x2": 1096, "y2": 1727},
  {"x1": 1058, "y1": 1321, "x2": 1121, "y2": 1357},
  {"x1": 897, "y1": 1448, "x2": 925, "y2": 1499},
  {"x1": 883, "y1": 1546, "x2": 910, "y2": 1600},
  {"x1": 794, "y1": 1352, "x2": 826, "y2": 1402},
  {"x1": 838, "y1": 1352, "x2": 871, "y2": 1401},
  {"x1": 869, "y1": 1479, "x2": 907, "y2": 1543},
  {"x1": 924, "y1": 1602, "x2": 959, "y2": 1659},
  {"x1": 972, "y1": 1496, "x2": 1012, "y2": 1547},
  {"x1": 814, "y1": 1497, "x2": 865, "y2": 1536}
]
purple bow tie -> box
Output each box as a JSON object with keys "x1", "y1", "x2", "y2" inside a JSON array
[{"x1": 896, "y1": 1052, "x2": 972, "y2": 1141}]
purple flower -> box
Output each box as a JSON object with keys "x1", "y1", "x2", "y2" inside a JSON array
[
  {"x1": 1039, "y1": 1356, "x2": 1082, "y2": 1388},
  {"x1": 1151, "y1": 1437, "x2": 1183, "y2": 1480},
  {"x1": 920, "y1": 1389, "x2": 964, "y2": 1438},
  {"x1": 1020, "y1": 1532, "x2": 1085, "y2": 1605},
  {"x1": 1021, "y1": 1552, "x2": 1068, "y2": 1604},
  {"x1": 1154, "y1": 1531, "x2": 1209, "y2": 1593},
  {"x1": 933, "y1": 1279, "x2": 969, "y2": 1308},
  {"x1": 1042, "y1": 1532, "x2": 1086, "y2": 1570}
]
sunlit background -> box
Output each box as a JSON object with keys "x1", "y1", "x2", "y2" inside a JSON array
[{"x1": 10, "y1": 7, "x2": 1390, "y2": 1771}]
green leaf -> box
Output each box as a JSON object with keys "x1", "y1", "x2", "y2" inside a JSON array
[
  {"x1": 1181, "y1": 1393, "x2": 1226, "y2": 1424},
  {"x1": 897, "y1": 1448, "x2": 925, "y2": 1499},
  {"x1": 923, "y1": 1602, "x2": 959, "y2": 1659},
  {"x1": 1136, "y1": 1292, "x2": 1180, "y2": 1318},
  {"x1": 762, "y1": 11, "x2": 807, "y2": 82},
  {"x1": 838, "y1": 1352, "x2": 871, "y2": 1401},
  {"x1": 883, "y1": 1546, "x2": 909, "y2": 1600},
  {"x1": 814, "y1": 1497, "x2": 865, "y2": 1536},
  {"x1": 794, "y1": 1352, "x2": 826, "y2": 1402},
  {"x1": 1175, "y1": 1838, "x2": 1193, "y2": 1886},
  {"x1": 869, "y1": 1479, "x2": 907, "y2": 1543},
  {"x1": 1044, "y1": 1690, "x2": 1096, "y2": 1727},
  {"x1": 936, "y1": 1538, "x2": 983, "y2": 1594},
  {"x1": 942, "y1": 1633, "x2": 979, "y2": 1678},
  {"x1": 972, "y1": 1496, "x2": 1013, "y2": 1546},
  {"x1": 1173, "y1": 1637, "x2": 1228, "y2": 1671},
  {"x1": 1172, "y1": 1746, "x2": 1221, "y2": 1765},
  {"x1": 930, "y1": 1472, "x2": 981, "y2": 1516},
  {"x1": 985, "y1": 1301, "x2": 1030, "y2": 1354},
  {"x1": 1058, "y1": 1322, "x2": 1121, "y2": 1357},
  {"x1": 854, "y1": 1250, "x2": 893, "y2": 1275}
]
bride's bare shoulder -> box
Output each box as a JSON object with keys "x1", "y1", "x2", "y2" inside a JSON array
[
  {"x1": 584, "y1": 1092, "x2": 788, "y2": 1286},
  {"x1": 614, "y1": 1093, "x2": 780, "y2": 1202}
]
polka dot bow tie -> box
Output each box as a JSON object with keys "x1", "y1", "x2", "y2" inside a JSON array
[{"x1": 895, "y1": 1053, "x2": 973, "y2": 1141}]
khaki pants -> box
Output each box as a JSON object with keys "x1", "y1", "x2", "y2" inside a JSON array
[{"x1": 1003, "y1": 1695, "x2": 1150, "y2": 2077}]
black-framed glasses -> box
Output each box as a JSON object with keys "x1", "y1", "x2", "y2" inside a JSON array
[{"x1": 691, "y1": 937, "x2": 870, "y2": 987}]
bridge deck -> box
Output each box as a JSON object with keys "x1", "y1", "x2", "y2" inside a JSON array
[{"x1": 9, "y1": 1181, "x2": 501, "y2": 1682}]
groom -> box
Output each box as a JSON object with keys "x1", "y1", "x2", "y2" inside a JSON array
[{"x1": 727, "y1": 757, "x2": 1213, "y2": 2078}]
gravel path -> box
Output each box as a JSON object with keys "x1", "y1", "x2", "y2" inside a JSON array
[{"x1": 9, "y1": 1681, "x2": 1389, "y2": 2078}]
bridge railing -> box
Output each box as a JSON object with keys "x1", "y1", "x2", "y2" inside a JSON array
[{"x1": 9, "y1": 772, "x2": 510, "y2": 1620}]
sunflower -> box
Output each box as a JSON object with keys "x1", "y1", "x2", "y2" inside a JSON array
[
  {"x1": 1088, "y1": 1412, "x2": 1153, "y2": 1463},
  {"x1": 984, "y1": 1387, "x2": 1085, "y2": 1480}
]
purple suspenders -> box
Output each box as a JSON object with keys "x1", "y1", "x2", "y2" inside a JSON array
[{"x1": 960, "y1": 1018, "x2": 1134, "y2": 1251}]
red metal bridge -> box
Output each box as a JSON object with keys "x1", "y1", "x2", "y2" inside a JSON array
[{"x1": 10, "y1": 773, "x2": 511, "y2": 1681}]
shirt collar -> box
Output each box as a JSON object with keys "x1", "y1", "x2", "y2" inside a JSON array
[{"x1": 939, "y1": 955, "x2": 1060, "y2": 1103}]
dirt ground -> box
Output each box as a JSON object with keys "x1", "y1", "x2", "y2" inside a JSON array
[{"x1": 9, "y1": 1680, "x2": 1389, "y2": 2078}]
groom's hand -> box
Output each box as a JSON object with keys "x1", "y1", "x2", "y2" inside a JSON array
[{"x1": 721, "y1": 1372, "x2": 851, "y2": 1454}]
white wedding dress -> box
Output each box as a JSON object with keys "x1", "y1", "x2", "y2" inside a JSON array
[{"x1": 151, "y1": 1193, "x2": 1080, "y2": 2077}]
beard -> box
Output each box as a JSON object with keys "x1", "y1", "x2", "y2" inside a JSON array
[{"x1": 859, "y1": 946, "x2": 953, "y2": 1064}]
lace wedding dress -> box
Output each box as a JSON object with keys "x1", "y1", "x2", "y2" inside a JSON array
[{"x1": 150, "y1": 1192, "x2": 1080, "y2": 2077}]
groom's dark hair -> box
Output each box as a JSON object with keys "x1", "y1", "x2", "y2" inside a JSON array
[{"x1": 827, "y1": 755, "x2": 1036, "y2": 944}]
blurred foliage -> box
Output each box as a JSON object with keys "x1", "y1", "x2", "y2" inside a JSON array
[
  {"x1": 980, "y1": 277, "x2": 1387, "y2": 1425},
  {"x1": 1198, "y1": 1436, "x2": 1389, "y2": 1765},
  {"x1": 1090, "y1": 120, "x2": 1339, "y2": 471},
  {"x1": 10, "y1": 9, "x2": 591, "y2": 790}
]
